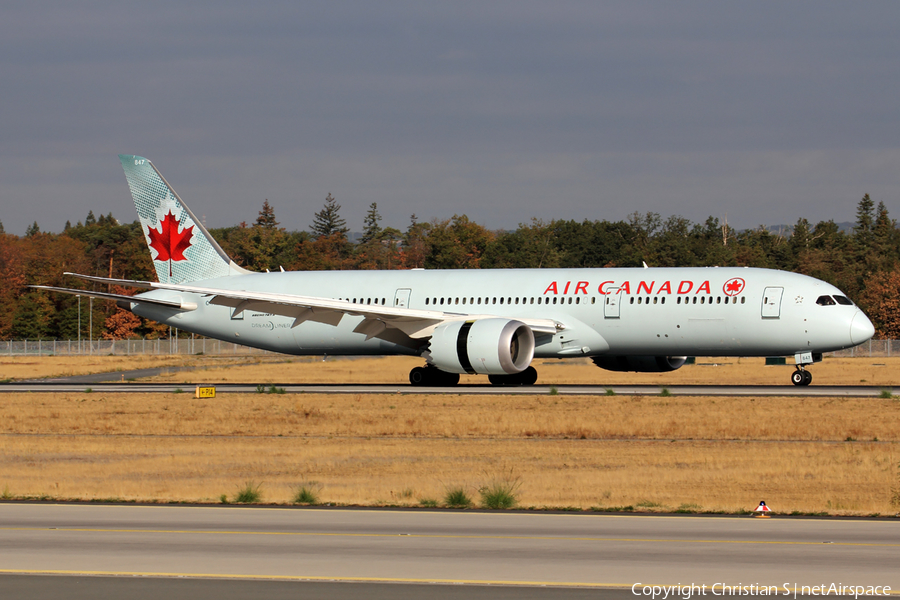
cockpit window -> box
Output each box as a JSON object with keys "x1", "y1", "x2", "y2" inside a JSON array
[
  {"x1": 816, "y1": 295, "x2": 836, "y2": 306},
  {"x1": 833, "y1": 295, "x2": 853, "y2": 306}
]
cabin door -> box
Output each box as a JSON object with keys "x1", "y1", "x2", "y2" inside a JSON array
[
  {"x1": 761, "y1": 286, "x2": 783, "y2": 318},
  {"x1": 604, "y1": 290, "x2": 621, "y2": 319},
  {"x1": 393, "y1": 288, "x2": 412, "y2": 309}
]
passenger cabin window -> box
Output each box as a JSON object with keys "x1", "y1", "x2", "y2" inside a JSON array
[
  {"x1": 834, "y1": 295, "x2": 853, "y2": 306},
  {"x1": 816, "y1": 295, "x2": 836, "y2": 306}
]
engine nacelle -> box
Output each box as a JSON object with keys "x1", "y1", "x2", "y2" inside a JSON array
[
  {"x1": 425, "y1": 319, "x2": 535, "y2": 375},
  {"x1": 592, "y1": 355, "x2": 687, "y2": 373}
]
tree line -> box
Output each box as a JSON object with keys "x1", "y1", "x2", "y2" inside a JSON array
[{"x1": 2, "y1": 193, "x2": 899, "y2": 341}]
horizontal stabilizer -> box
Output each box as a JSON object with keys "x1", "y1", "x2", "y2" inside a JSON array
[{"x1": 30, "y1": 285, "x2": 196, "y2": 311}]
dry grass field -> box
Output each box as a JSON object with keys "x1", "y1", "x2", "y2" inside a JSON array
[
  {"x1": 0, "y1": 354, "x2": 259, "y2": 381},
  {"x1": 147, "y1": 355, "x2": 900, "y2": 387},
  {"x1": 1, "y1": 375, "x2": 898, "y2": 514},
  {"x1": 2, "y1": 353, "x2": 899, "y2": 387}
]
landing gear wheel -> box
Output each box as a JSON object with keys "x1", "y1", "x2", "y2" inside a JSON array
[
  {"x1": 439, "y1": 371, "x2": 460, "y2": 386},
  {"x1": 791, "y1": 368, "x2": 812, "y2": 386},
  {"x1": 409, "y1": 366, "x2": 459, "y2": 386},
  {"x1": 409, "y1": 367, "x2": 427, "y2": 386},
  {"x1": 488, "y1": 366, "x2": 538, "y2": 386},
  {"x1": 519, "y1": 366, "x2": 538, "y2": 385}
]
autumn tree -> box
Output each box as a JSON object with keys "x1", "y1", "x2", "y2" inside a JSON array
[
  {"x1": 857, "y1": 268, "x2": 900, "y2": 338},
  {"x1": 102, "y1": 286, "x2": 142, "y2": 339},
  {"x1": 424, "y1": 215, "x2": 493, "y2": 269},
  {"x1": 400, "y1": 214, "x2": 430, "y2": 269},
  {"x1": 482, "y1": 220, "x2": 560, "y2": 269},
  {"x1": 212, "y1": 201, "x2": 305, "y2": 272}
]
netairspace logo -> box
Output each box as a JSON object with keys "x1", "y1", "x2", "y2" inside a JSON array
[{"x1": 631, "y1": 583, "x2": 892, "y2": 599}]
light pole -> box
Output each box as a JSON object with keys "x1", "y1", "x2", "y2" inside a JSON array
[{"x1": 77, "y1": 295, "x2": 81, "y2": 354}]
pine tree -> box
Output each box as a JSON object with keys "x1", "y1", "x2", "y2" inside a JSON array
[
  {"x1": 854, "y1": 194, "x2": 875, "y2": 245},
  {"x1": 402, "y1": 214, "x2": 430, "y2": 269},
  {"x1": 310, "y1": 193, "x2": 348, "y2": 239},
  {"x1": 874, "y1": 201, "x2": 893, "y2": 241},
  {"x1": 11, "y1": 290, "x2": 55, "y2": 339},
  {"x1": 0, "y1": 220, "x2": 4, "y2": 234},
  {"x1": 256, "y1": 200, "x2": 279, "y2": 230},
  {"x1": 359, "y1": 203, "x2": 383, "y2": 245},
  {"x1": 85, "y1": 210, "x2": 96, "y2": 226},
  {"x1": 25, "y1": 221, "x2": 40, "y2": 237}
]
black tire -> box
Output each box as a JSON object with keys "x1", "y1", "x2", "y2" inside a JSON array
[
  {"x1": 439, "y1": 371, "x2": 460, "y2": 386},
  {"x1": 791, "y1": 370, "x2": 804, "y2": 386},
  {"x1": 519, "y1": 366, "x2": 538, "y2": 385},
  {"x1": 489, "y1": 367, "x2": 537, "y2": 386},
  {"x1": 409, "y1": 367, "x2": 427, "y2": 386},
  {"x1": 802, "y1": 370, "x2": 813, "y2": 386}
]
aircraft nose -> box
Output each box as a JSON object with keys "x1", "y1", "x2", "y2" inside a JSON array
[{"x1": 850, "y1": 311, "x2": 876, "y2": 346}]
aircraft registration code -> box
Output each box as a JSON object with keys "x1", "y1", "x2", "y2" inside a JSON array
[{"x1": 194, "y1": 386, "x2": 216, "y2": 399}]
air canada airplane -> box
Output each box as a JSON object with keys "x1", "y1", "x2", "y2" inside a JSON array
[{"x1": 37, "y1": 155, "x2": 876, "y2": 387}]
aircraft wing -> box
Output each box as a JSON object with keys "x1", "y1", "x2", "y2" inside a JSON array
[{"x1": 63, "y1": 273, "x2": 561, "y2": 340}]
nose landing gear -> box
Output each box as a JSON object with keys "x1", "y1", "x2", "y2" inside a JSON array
[
  {"x1": 789, "y1": 351, "x2": 821, "y2": 386},
  {"x1": 791, "y1": 366, "x2": 813, "y2": 386}
]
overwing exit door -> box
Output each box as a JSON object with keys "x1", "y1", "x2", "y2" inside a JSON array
[{"x1": 394, "y1": 288, "x2": 411, "y2": 309}]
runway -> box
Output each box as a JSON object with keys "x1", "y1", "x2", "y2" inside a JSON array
[
  {"x1": 0, "y1": 504, "x2": 898, "y2": 598},
  {"x1": 0, "y1": 382, "x2": 894, "y2": 396}
]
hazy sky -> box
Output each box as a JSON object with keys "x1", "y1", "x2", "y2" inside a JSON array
[{"x1": 2, "y1": 1, "x2": 899, "y2": 235}]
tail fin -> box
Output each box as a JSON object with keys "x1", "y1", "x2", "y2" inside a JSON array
[{"x1": 119, "y1": 154, "x2": 248, "y2": 283}]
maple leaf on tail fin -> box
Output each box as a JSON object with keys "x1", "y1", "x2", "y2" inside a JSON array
[{"x1": 148, "y1": 211, "x2": 194, "y2": 262}]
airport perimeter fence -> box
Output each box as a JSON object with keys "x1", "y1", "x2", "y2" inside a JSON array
[
  {"x1": 0, "y1": 338, "x2": 275, "y2": 357},
  {"x1": 1, "y1": 338, "x2": 899, "y2": 358}
]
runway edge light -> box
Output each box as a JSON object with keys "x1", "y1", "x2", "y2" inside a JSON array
[{"x1": 753, "y1": 500, "x2": 771, "y2": 518}]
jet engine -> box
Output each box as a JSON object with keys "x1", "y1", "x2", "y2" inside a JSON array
[
  {"x1": 592, "y1": 355, "x2": 687, "y2": 373},
  {"x1": 425, "y1": 319, "x2": 535, "y2": 375}
]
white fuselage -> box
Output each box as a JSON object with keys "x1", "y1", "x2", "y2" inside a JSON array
[{"x1": 132, "y1": 266, "x2": 873, "y2": 359}]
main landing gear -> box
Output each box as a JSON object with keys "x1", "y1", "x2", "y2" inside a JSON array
[
  {"x1": 409, "y1": 366, "x2": 460, "y2": 386},
  {"x1": 408, "y1": 366, "x2": 539, "y2": 387},
  {"x1": 791, "y1": 366, "x2": 813, "y2": 386},
  {"x1": 488, "y1": 366, "x2": 538, "y2": 386}
]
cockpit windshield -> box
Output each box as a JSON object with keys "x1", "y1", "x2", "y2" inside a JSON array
[{"x1": 816, "y1": 294, "x2": 854, "y2": 306}]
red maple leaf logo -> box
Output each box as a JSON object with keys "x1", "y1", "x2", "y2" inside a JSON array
[
  {"x1": 147, "y1": 211, "x2": 193, "y2": 262},
  {"x1": 723, "y1": 277, "x2": 745, "y2": 296}
]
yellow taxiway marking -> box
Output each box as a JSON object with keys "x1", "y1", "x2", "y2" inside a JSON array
[
  {"x1": 1, "y1": 526, "x2": 898, "y2": 548},
  {"x1": 0, "y1": 570, "x2": 898, "y2": 594},
  {"x1": 0, "y1": 568, "x2": 621, "y2": 587}
]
